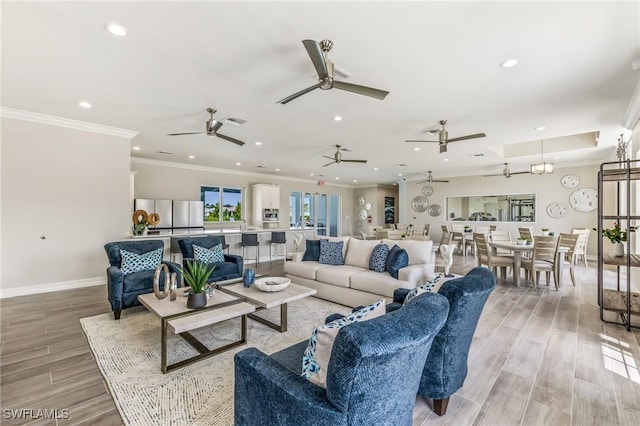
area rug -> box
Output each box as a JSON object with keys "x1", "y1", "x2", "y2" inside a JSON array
[{"x1": 80, "y1": 296, "x2": 350, "y2": 426}]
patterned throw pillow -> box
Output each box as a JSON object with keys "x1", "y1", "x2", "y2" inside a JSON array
[
  {"x1": 302, "y1": 239, "x2": 321, "y2": 261},
  {"x1": 302, "y1": 299, "x2": 385, "y2": 388},
  {"x1": 318, "y1": 240, "x2": 345, "y2": 265},
  {"x1": 193, "y1": 244, "x2": 225, "y2": 263},
  {"x1": 369, "y1": 243, "x2": 389, "y2": 272},
  {"x1": 404, "y1": 274, "x2": 444, "y2": 305},
  {"x1": 120, "y1": 248, "x2": 162, "y2": 274},
  {"x1": 386, "y1": 245, "x2": 409, "y2": 279}
]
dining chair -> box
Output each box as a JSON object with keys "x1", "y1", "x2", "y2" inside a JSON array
[
  {"x1": 571, "y1": 228, "x2": 590, "y2": 267},
  {"x1": 451, "y1": 225, "x2": 469, "y2": 255},
  {"x1": 521, "y1": 236, "x2": 559, "y2": 289},
  {"x1": 376, "y1": 229, "x2": 390, "y2": 239},
  {"x1": 439, "y1": 226, "x2": 459, "y2": 254},
  {"x1": 518, "y1": 227, "x2": 535, "y2": 241},
  {"x1": 423, "y1": 224, "x2": 431, "y2": 237},
  {"x1": 474, "y1": 232, "x2": 515, "y2": 280},
  {"x1": 558, "y1": 233, "x2": 579, "y2": 286},
  {"x1": 387, "y1": 230, "x2": 404, "y2": 240},
  {"x1": 396, "y1": 223, "x2": 407, "y2": 233},
  {"x1": 413, "y1": 224, "x2": 425, "y2": 236},
  {"x1": 475, "y1": 225, "x2": 491, "y2": 234},
  {"x1": 241, "y1": 233, "x2": 260, "y2": 266},
  {"x1": 490, "y1": 225, "x2": 497, "y2": 231},
  {"x1": 268, "y1": 231, "x2": 286, "y2": 264},
  {"x1": 489, "y1": 230, "x2": 514, "y2": 257}
]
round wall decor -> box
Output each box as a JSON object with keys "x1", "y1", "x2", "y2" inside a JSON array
[
  {"x1": 421, "y1": 186, "x2": 434, "y2": 196},
  {"x1": 569, "y1": 188, "x2": 597, "y2": 212},
  {"x1": 365, "y1": 202, "x2": 372, "y2": 211},
  {"x1": 428, "y1": 204, "x2": 442, "y2": 217},
  {"x1": 411, "y1": 195, "x2": 429, "y2": 213},
  {"x1": 546, "y1": 202, "x2": 568, "y2": 219},
  {"x1": 355, "y1": 195, "x2": 365, "y2": 206},
  {"x1": 356, "y1": 220, "x2": 363, "y2": 227},
  {"x1": 561, "y1": 174, "x2": 580, "y2": 189},
  {"x1": 358, "y1": 208, "x2": 368, "y2": 220}
]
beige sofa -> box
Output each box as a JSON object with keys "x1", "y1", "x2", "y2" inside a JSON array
[{"x1": 284, "y1": 236, "x2": 435, "y2": 307}]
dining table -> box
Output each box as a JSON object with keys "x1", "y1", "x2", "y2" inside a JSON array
[{"x1": 487, "y1": 240, "x2": 569, "y2": 287}]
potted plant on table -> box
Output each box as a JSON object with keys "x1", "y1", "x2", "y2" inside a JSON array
[
  {"x1": 595, "y1": 223, "x2": 638, "y2": 257},
  {"x1": 181, "y1": 260, "x2": 215, "y2": 309},
  {"x1": 541, "y1": 228, "x2": 550, "y2": 236},
  {"x1": 516, "y1": 237, "x2": 528, "y2": 246}
]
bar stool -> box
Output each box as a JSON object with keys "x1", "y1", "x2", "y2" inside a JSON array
[
  {"x1": 268, "y1": 231, "x2": 287, "y2": 263},
  {"x1": 241, "y1": 233, "x2": 260, "y2": 266},
  {"x1": 218, "y1": 235, "x2": 230, "y2": 254}
]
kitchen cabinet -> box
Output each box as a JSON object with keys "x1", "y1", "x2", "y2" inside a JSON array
[{"x1": 251, "y1": 184, "x2": 281, "y2": 227}]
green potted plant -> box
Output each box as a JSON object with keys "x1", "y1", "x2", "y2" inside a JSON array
[
  {"x1": 182, "y1": 260, "x2": 215, "y2": 309},
  {"x1": 133, "y1": 220, "x2": 148, "y2": 236},
  {"x1": 516, "y1": 237, "x2": 527, "y2": 246},
  {"x1": 541, "y1": 228, "x2": 550, "y2": 236},
  {"x1": 594, "y1": 223, "x2": 638, "y2": 257}
]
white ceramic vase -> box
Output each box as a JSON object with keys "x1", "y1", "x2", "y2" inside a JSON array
[{"x1": 614, "y1": 242, "x2": 625, "y2": 257}]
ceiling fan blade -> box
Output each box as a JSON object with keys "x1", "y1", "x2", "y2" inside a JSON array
[
  {"x1": 216, "y1": 133, "x2": 245, "y2": 146},
  {"x1": 341, "y1": 159, "x2": 368, "y2": 163},
  {"x1": 447, "y1": 133, "x2": 487, "y2": 143},
  {"x1": 302, "y1": 39, "x2": 329, "y2": 80},
  {"x1": 277, "y1": 84, "x2": 320, "y2": 104},
  {"x1": 167, "y1": 132, "x2": 206, "y2": 136},
  {"x1": 509, "y1": 171, "x2": 530, "y2": 175},
  {"x1": 405, "y1": 139, "x2": 439, "y2": 143},
  {"x1": 322, "y1": 161, "x2": 336, "y2": 167},
  {"x1": 433, "y1": 179, "x2": 450, "y2": 183},
  {"x1": 322, "y1": 155, "x2": 336, "y2": 160},
  {"x1": 439, "y1": 143, "x2": 448, "y2": 154},
  {"x1": 416, "y1": 180, "x2": 429, "y2": 184},
  {"x1": 332, "y1": 81, "x2": 389, "y2": 100},
  {"x1": 482, "y1": 173, "x2": 504, "y2": 177}
]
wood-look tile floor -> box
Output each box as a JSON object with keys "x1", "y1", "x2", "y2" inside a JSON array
[{"x1": 1, "y1": 258, "x2": 638, "y2": 425}]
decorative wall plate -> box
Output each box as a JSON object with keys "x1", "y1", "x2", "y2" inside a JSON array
[
  {"x1": 421, "y1": 186, "x2": 434, "y2": 196},
  {"x1": 365, "y1": 202, "x2": 372, "y2": 211},
  {"x1": 546, "y1": 202, "x2": 568, "y2": 219},
  {"x1": 569, "y1": 188, "x2": 597, "y2": 212},
  {"x1": 428, "y1": 204, "x2": 442, "y2": 217},
  {"x1": 358, "y1": 208, "x2": 368, "y2": 220},
  {"x1": 411, "y1": 195, "x2": 429, "y2": 213},
  {"x1": 561, "y1": 174, "x2": 580, "y2": 189},
  {"x1": 356, "y1": 195, "x2": 365, "y2": 206},
  {"x1": 356, "y1": 220, "x2": 363, "y2": 227}
]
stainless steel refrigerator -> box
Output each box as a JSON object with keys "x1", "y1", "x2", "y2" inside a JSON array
[
  {"x1": 173, "y1": 201, "x2": 204, "y2": 229},
  {"x1": 134, "y1": 199, "x2": 173, "y2": 229}
]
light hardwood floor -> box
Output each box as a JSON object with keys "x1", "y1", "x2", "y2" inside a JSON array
[{"x1": 1, "y1": 257, "x2": 639, "y2": 425}]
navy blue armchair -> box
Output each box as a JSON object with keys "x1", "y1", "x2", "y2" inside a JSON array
[
  {"x1": 104, "y1": 240, "x2": 182, "y2": 320},
  {"x1": 177, "y1": 236, "x2": 243, "y2": 282},
  {"x1": 234, "y1": 292, "x2": 450, "y2": 426},
  {"x1": 389, "y1": 267, "x2": 496, "y2": 415}
]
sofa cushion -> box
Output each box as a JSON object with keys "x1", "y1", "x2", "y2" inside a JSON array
[
  {"x1": 284, "y1": 261, "x2": 329, "y2": 280},
  {"x1": 382, "y1": 239, "x2": 432, "y2": 265},
  {"x1": 313, "y1": 236, "x2": 350, "y2": 258},
  {"x1": 368, "y1": 243, "x2": 389, "y2": 272},
  {"x1": 316, "y1": 265, "x2": 365, "y2": 288},
  {"x1": 193, "y1": 243, "x2": 225, "y2": 263},
  {"x1": 404, "y1": 274, "x2": 443, "y2": 305},
  {"x1": 120, "y1": 248, "x2": 162, "y2": 274},
  {"x1": 302, "y1": 299, "x2": 385, "y2": 388},
  {"x1": 302, "y1": 240, "x2": 321, "y2": 261},
  {"x1": 350, "y1": 270, "x2": 414, "y2": 298},
  {"x1": 386, "y1": 245, "x2": 409, "y2": 279},
  {"x1": 319, "y1": 240, "x2": 345, "y2": 265},
  {"x1": 344, "y1": 238, "x2": 379, "y2": 269}
]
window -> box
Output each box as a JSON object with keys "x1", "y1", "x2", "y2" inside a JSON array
[
  {"x1": 290, "y1": 191, "x2": 341, "y2": 236},
  {"x1": 201, "y1": 186, "x2": 243, "y2": 222}
]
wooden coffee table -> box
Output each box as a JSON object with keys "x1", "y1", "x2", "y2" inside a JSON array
[
  {"x1": 219, "y1": 281, "x2": 317, "y2": 332},
  {"x1": 139, "y1": 287, "x2": 255, "y2": 373}
]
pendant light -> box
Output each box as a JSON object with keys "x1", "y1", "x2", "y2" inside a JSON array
[{"x1": 530, "y1": 139, "x2": 554, "y2": 174}]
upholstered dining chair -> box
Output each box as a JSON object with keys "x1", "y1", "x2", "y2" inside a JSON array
[
  {"x1": 571, "y1": 228, "x2": 590, "y2": 267},
  {"x1": 521, "y1": 236, "x2": 559, "y2": 289},
  {"x1": 474, "y1": 232, "x2": 515, "y2": 280},
  {"x1": 558, "y1": 233, "x2": 579, "y2": 286}
]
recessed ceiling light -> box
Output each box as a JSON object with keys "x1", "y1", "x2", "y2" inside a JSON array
[
  {"x1": 444, "y1": 158, "x2": 449, "y2": 162},
  {"x1": 132, "y1": 146, "x2": 140, "y2": 151},
  {"x1": 104, "y1": 23, "x2": 128, "y2": 37},
  {"x1": 500, "y1": 58, "x2": 519, "y2": 68},
  {"x1": 373, "y1": 167, "x2": 379, "y2": 171},
  {"x1": 309, "y1": 173, "x2": 314, "y2": 176},
  {"x1": 335, "y1": 177, "x2": 340, "y2": 180},
  {"x1": 398, "y1": 173, "x2": 403, "y2": 176},
  {"x1": 236, "y1": 162, "x2": 241, "y2": 166},
  {"x1": 392, "y1": 182, "x2": 397, "y2": 186},
  {"x1": 353, "y1": 179, "x2": 358, "y2": 183},
  {"x1": 413, "y1": 147, "x2": 420, "y2": 151},
  {"x1": 535, "y1": 126, "x2": 546, "y2": 131},
  {"x1": 275, "y1": 168, "x2": 280, "y2": 172},
  {"x1": 188, "y1": 155, "x2": 195, "y2": 159},
  {"x1": 78, "y1": 101, "x2": 92, "y2": 109},
  {"x1": 333, "y1": 116, "x2": 342, "y2": 121},
  {"x1": 255, "y1": 141, "x2": 262, "y2": 146}
]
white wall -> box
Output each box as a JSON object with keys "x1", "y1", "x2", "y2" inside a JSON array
[
  {"x1": 131, "y1": 159, "x2": 355, "y2": 234},
  {"x1": 1, "y1": 117, "x2": 132, "y2": 295},
  {"x1": 405, "y1": 165, "x2": 601, "y2": 257}
]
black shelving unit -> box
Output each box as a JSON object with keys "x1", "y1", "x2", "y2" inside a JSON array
[{"x1": 597, "y1": 160, "x2": 640, "y2": 331}]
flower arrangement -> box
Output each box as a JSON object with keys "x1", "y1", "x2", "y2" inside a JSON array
[{"x1": 594, "y1": 223, "x2": 638, "y2": 244}]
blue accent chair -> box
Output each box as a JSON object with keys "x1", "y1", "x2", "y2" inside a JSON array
[
  {"x1": 104, "y1": 240, "x2": 182, "y2": 320},
  {"x1": 234, "y1": 292, "x2": 450, "y2": 426},
  {"x1": 177, "y1": 236, "x2": 243, "y2": 282}
]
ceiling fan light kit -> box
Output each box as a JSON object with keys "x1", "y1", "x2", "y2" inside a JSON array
[
  {"x1": 405, "y1": 120, "x2": 486, "y2": 153},
  {"x1": 530, "y1": 139, "x2": 554, "y2": 174}
]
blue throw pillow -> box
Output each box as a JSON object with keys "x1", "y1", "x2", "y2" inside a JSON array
[
  {"x1": 404, "y1": 274, "x2": 444, "y2": 305},
  {"x1": 386, "y1": 245, "x2": 409, "y2": 279},
  {"x1": 302, "y1": 239, "x2": 321, "y2": 261},
  {"x1": 369, "y1": 243, "x2": 389, "y2": 272},
  {"x1": 319, "y1": 240, "x2": 345, "y2": 265},
  {"x1": 120, "y1": 248, "x2": 162, "y2": 274},
  {"x1": 193, "y1": 244, "x2": 225, "y2": 263}
]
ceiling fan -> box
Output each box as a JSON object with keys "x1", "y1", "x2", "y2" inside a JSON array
[
  {"x1": 323, "y1": 145, "x2": 367, "y2": 167},
  {"x1": 277, "y1": 39, "x2": 389, "y2": 104},
  {"x1": 406, "y1": 120, "x2": 486, "y2": 153},
  {"x1": 483, "y1": 163, "x2": 529, "y2": 178},
  {"x1": 167, "y1": 108, "x2": 245, "y2": 146},
  {"x1": 417, "y1": 171, "x2": 449, "y2": 183}
]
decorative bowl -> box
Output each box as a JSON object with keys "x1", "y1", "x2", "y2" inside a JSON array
[{"x1": 253, "y1": 277, "x2": 291, "y2": 292}]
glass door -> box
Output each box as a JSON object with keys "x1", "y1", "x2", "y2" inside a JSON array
[
  {"x1": 316, "y1": 194, "x2": 327, "y2": 236},
  {"x1": 329, "y1": 194, "x2": 340, "y2": 237}
]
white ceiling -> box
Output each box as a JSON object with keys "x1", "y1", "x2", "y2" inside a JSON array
[{"x1": 2, "y1": 1, "x2": 639, "y2": 186}]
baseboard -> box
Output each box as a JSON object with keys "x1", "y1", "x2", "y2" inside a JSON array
[{"x1": 0, "y1": 277, "x2": 106, "y2": 299}]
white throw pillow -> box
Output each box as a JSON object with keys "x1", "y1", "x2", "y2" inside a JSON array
[
  {"x1": 302, "y1": 299, "x2": 386, "y2": 388},
  {"x1": 344, "y1": 238, "x2": 379, "y2": 269}
]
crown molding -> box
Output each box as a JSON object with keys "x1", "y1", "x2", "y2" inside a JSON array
[
  {"x1": 0, "y1": 107, "x2": 139, "y2": 139},
  {"x1": 130, "y1": 157, "x2": 355, "y2": 189}
]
